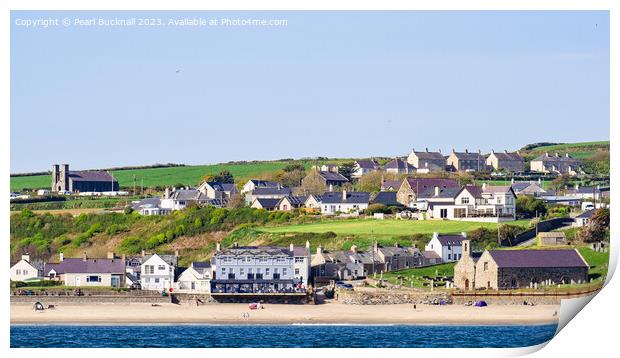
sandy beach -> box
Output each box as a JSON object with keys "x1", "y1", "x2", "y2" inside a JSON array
[{"x1": 11, "y1": 302, "x2": 560, "y2": 325}]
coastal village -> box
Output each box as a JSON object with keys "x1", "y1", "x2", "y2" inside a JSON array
[{"x1": 10, "y1": 145, "x2": 610, "y2": 311}]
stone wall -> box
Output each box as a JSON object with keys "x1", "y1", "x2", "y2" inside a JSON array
[
  {"x1": 11, "y1": 295, "x2": 169, "y2": 304},
  {"x1": 336, "y1": 288, "x2": 450, "y2": 305}
]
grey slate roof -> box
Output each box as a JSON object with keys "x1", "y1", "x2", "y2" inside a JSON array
[
  {"x1": 131, "y1": 197, "x2": 161, "y2": 210},
  {"x1": 282, "y1": 195, "x2": 308, "y2": 207},
  {"x1": 252, "y1": 187, "x2": 292, "y2": 195},
  {"x1": 216, "y1": 246, "x2": 294, "y2": 257},
  {"x1": 490, "y1": 151, "x2": 523, "y2": 161},
  {"x1": 254, "y1": 198, "x2": 281, "y2": 209},
  {"x1": 404, "y1": 178, "x2": 459, "y2": 194},
  {"x1": 208, "y1": 182, "x2": 237, "y2": 192},
  {"x1": 511, "y1": 182, "x2": 532, "y2": 192},
  {"x1": 321, "y1": 191, "x2": 371, "y2": 204},
  {"x1": 371, "y1": 191, "x2": 402, "y2": 206},
  {"x1": 459, "y1": 185, "x2": 483, "y2": 199},
  {"x1": 383, "y1": 158, "x2": 415, "y2": 171},
  {"x1": 488, "y1": 249, "x2": 588, "y2": 268},
  {"x1": 411, "y1": 150, "x2": 445, "y2": 160},
  {"x1": 576, "y1": 209, "x2": 595, "y2": 219},
  {"x1": 451, "y1": 151, "x2": 485, "y2": 160},
  {"x1": 381, "y1": 180, "x2": 403, "y2": 191},
  {"x1": 143, "y1": 254, "x2": 178, "y2": 266},
  {"x1": 435, "y1": 235, "x2": 466, "y2": 246},
  {"x1": 170, "y1": 189, "x2": 208, "y2": 201},
  {"x1": 532, "y1": 153, "x2": 582, "y2": 163},
  {"x1": 418, "y1": 186, "x2": 461, "y2": 199},
  {"x1": 249, "y1": 180, "x2": 280, "y2": 188},
  {"x1": 483, "y1": 185, "x2": 515, "y2": 195},
  {"x1": 356, "y1": 159, "x2": 380, "y2": 169},
  {"x1": 318, "y1": 171, "x2": 349, "y2": 182},
  {"x1": 44, "y1": 258, "x2": 125, "y2": 275},
  {"x1": 68, "y1": 171, "x2": 117, "y2": 183}
]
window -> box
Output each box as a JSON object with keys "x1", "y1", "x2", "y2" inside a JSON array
[
  {"x1": 86, "y1": 275, "x2": 101, "y2": 283},
  {"x1": 448, "y1": 254, "x2": 451, "y2": 260},
  {"x1": 144, "y1": 265, "x2": 154, "y2": 275},
  {"x1": 295, "y1": 257, "x2": 304, "y2": 263},
  {"x1": 23, "y1": 270, "x2": 28, "y2": 275},
  {"x1": 265, "y1": 268, "x2": 270, "y2": 275},
  {"x1": 484, "y1": 262, "x2": 489, "y2": 271},
  {"x1": 283, "y1": 268, "x2": 287, "y2": 276},
  {"x1": 461, "y1": 197, "x2": 469, "y2": 204},
  {"x1": 15, "y1": 269, "x2": 21, "y2": 275},
  {"x1": 158, "y1": 265, "x2": 165, "y2": 270},
  {"x1": 295, "y1": 268, "x2": 300, "y2": 275},
  {"x1": 221, "y1": 268, "x2": 226, "y2": 274},
  {"x1": 240, "y1": 268, "x2": 245, "y2": 276},
  {"x1": 155, "y1": 278, "x2": 160, "y2": 283},
  {"x1": 274, "y1": 268, "x2": 279, "y2": 274}
]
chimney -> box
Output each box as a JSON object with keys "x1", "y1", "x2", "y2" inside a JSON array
[
  {"x1": 82, "y1": 251, "x2": 88, "y2": 262},
  {"x1": 438, "y1": 148, "x2": 442, "y2": 154},
  {"x1": 342, "y1": 190, "x2": 347, "y2": 201},
  {"x1": 425, "y1": 147, "x2": 429, "y2": 152},
  {"x1": 555, "y1": 152, "x2": 560, "y2": 157},
  {"x1": 565, "y1": 153, "x2": 570, "y2": 158},
  {"x1": 461, "y1": 232, "x2": 467, "y2": 238},
  {"x1": 165, "y1": 187, "x2": 170, "y2": 199},
  {"x1": 305, "y1": 240, "x2": 310, "y2": 249},
  {"x1": 462, "y1": 239, "x2": 471, "y2": 257},
  {"x1": 107, "y1": 252, "x2": 115, "y2": 259},
  {"x1": 432, "y1": 232, "x2": 439, "y2": 241},
  {"x1": 545, "y1": 152, "x2": 549, "y2": 157},
  {"x1": 482, "y1": 183, "x2": 487, "y2": 191},
  {"x1": 575, "y1": 184, "x2": 579, "y2": 190},
  {"x1": 511, "y1": 178, "x2": 515, "y2": 184},
  {"x1": 434, "y1": 186, "x2": 439, "y2": 196},
  {"x1": 465, "y1": 149, "x2": 469, "y2": 154},
  {"x1": 174, "y1": 250, "x2": 179, "y2": 257},
  {"x1": 452, "y1": 148, "x2": 455, "y2": 153},
  {"x1": 290, "y1": 243, "x2": 294, "y2": 252},
  {"x1": 394, "y1": 242, "x2": 400, "y2": 248},
  {"x1": 22, "y1": 253, "x2": 30, "y2": 262},
  {"x1": 317, "y1": 246, "x2": 323, "y2": 255},
  {"x1": 216, "y1": 243, "x2": 221, "y2": 251},
  {"x1": 350, "y1": 245, "x2": 357, "y2": 253},
  {"x1": 121, "y1": 254, "x2": 126, "y2": 263},
  {"x1": 329, "y1": 184, "x2": 333, "y2": 192},
  {"x1": 141, "y1": 249, "x2": 146, "y2": 257},
  {"x1": 538, "y1": 178, "x2": 542, "y2": 184},
  {"x1": 59, "y1": 253, "x2": 64, "y2": 262},
  {"x1": 373, "y1": 241, "x2": 378, "y2": 253},
  {"x1": 504, "y1": 149, "x2": 508, "y2": 154}
]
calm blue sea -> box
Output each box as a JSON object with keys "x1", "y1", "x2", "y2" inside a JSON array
[{"x1": 10, "y1": 324, "x2": 558, "y2": 348}]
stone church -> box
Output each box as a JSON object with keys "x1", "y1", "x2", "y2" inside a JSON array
[
  {"x1": 51, "y1": 164, "x2": 119, "y2": 193},
  {"x1": 454, "y1": 240, "x2": 589, "y2": 290}
]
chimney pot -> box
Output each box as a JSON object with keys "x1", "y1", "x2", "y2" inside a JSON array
[
  {"x1": 82, "y1": 251, "x2": 87, "y2": 262},
  {"x1": 465, "y1": 149, "x2": 468, "y2": 154},
  {"x1": 107, "y1": 252, "x2": 115, "y2": 259},
  {"x1": 434, "y1": 186, "x2": 439, "y2": 196},
  {"x1": 216, "y1": 243, "x2": 221, "y2": 251},
  {"x1": 22, "y1": 253, "x2": 30, "y2": 262},
  {"x1": 174, "y1": 250, "x2": 179, "y2": 257},
  {"x1": 141, "y1": 249, "x2": 146, "y2": 257},
  {"x1": 342, "y1": 190, "x2": 347, "y2": 201},
  {"x1": 425, "y1": 147, "x2": 429, "y2": 152},
  {"x1": 59, "y1": 253, "x2": 64, "y2": 262},
  {"x1": 290, "y1": 243, "x2": 294, "y2": 252},
  {"x1": 305, "y1": 240, "x2": 310, "y2": 249}
]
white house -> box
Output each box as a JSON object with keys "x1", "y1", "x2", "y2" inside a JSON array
[
  {"x1": 176, "y1": 262, "x2": 212, "y2": 293},
  {"x1": 424, "y1": 232, "x2": 467, "y2": 262},
  {"x1": 352, "y1": 160, "x2": 380, "y2": 179},
  {"x1": 320, "y1": 191, "x2": 371, "y2": 215},
  {"x1": 140, "y1": 253, "x2": 178, "y2": 291},
  {"x1": 197, "y1": 181, "x2": 238, "y2": 199},
  {"x1": 427, "y1": 185, "x2": 517, "y2": 222},
  {"x1": 241, "y1": 179, "x2": 281, "y2": 194},
  {"x1": 304, "y1": 194, "x2": 323, "y2": 211},
  {"x1": 10, "y1": 254, "x2": 43, "y2": 282},
  {"x1": 574, "y1": 209, "x2": 595, "y2": 227}
]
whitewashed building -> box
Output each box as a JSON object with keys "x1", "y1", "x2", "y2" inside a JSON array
[
  {"x1": 425, "y1": 232, "x2": 467, "y2": 262},
  {"x1": 10, "y1": 254, "x2": 43, "y2": 282},
  {"x1": 320, "y1": 191, "x2": 370, "y2": 215},
  {"x1": 176, "y1": 262, "x2": 212, "y2": 293},
  {"x1": 427, "y1": 185, "x2": 517, "y2": 222},
  {"x1": 140, "y1": 253, "x2": 178, "y2": 291}
]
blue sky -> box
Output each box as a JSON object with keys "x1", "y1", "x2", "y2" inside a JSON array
[{"x1": 11, "y1": 11, "x2": 609, "y2": 173}]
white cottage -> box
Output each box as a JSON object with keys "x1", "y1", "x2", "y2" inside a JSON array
[
  {"x1": 424, "y1": 232, "x2": 467, "y2": 263},
  {"x1": 176, "y1": 262, "x2": 212, "y2": 293},
  {"x1": 10, "y1": 254, "x2": 43, "y2": 282},
  {"x1": 140, "y1": 253, "x2": 178, "y2": 291}
]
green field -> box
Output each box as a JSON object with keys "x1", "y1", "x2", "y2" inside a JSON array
[
  {"x1": 528, "y1": 141, "x2": 609, "y2": 153},
  {"x1": 10, "y1": 161, "x2": 310, "y2": 191},
  {"x1": 259, "y1": 219, "x2": 531, "y2": 237}
]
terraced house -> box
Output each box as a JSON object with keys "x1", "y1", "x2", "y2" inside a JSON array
[
  {"x1": 446, "y1": 149, "x2": 486, "y2": 172},
  {"x1": 407, "y1": 148, "x2": 446, "y2": 173},
  {"x1": 486, "y1": 150, "x2": 524, "y2": 172},
  {"x1": 530, "y1": 152, "x2": 583, "y2": 175}
]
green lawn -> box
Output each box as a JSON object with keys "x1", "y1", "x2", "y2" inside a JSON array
[
  {"x1": 527, "y1": 141, "x2": 609, "y2": 153},
  {"x1": 259, "y1": 219, "x2": 531, "y2": 237},
  {"x1": 380, "y1": 263, "x2": 456, "y2": 287}
]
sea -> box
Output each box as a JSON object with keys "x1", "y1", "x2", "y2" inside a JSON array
[{"x1": 10, "y1": 323, "x2": 558, "y2": 348}]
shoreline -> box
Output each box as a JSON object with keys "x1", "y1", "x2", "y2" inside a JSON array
[{"x1": 11, "y1": 302, "x2": 560, "y2": 326}]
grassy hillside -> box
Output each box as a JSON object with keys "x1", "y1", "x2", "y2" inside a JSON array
[
  {"x1": 10, "y1": 159, "x2": 363, "y2": 191},
  {"x1": 259, "y1": 219, "x2": 531, "y2": 237}
]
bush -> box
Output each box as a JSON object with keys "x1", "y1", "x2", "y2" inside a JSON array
[{"x1": 118, "y1": 237, "x2": 145, "y2": 254}]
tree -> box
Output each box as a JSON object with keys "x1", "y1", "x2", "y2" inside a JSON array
[
  {"x1": 338, "y1": 162, "x2": 356, "y2": 181},
  {"x1": 549, "y1": 174, "x2": 570, "y2": 192},
  {"x1": 282, "y1": 163, "x2": 305, "y2": 172},
  {"x1": 356, "y1": 171, "x2": 383, "y2": 192},
  {"x1": 204, "y1": 170, "x2": 234, "y2": 184},
  {"x1": 577, "y1": 208, "x2": 610, "y2": 243},
  {"x1": 516, "y1": 196, "x2": 547, "y2": 218},
  {"x1": 227, "y1": 194, "x2": 246, "y2": 209},
  {"x1": 277, "y1": 169, "x2": 306, "y2": 187}
]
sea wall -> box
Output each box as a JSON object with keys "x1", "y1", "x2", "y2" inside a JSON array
[
  {"x1": 336, "y1": 288, "x2": 451, "y2": 305},
  {"x1": 11, "y1": 295, "x2": 169, "y2": 304}
]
